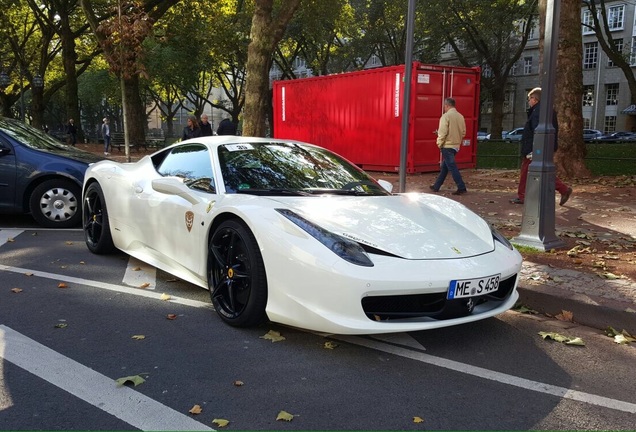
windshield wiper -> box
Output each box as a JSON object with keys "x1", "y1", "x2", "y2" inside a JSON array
[{"x1": 235, "y1": 188, "x2": 313, "y2": 196}]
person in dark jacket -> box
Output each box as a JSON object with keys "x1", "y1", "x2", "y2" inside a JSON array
[
  {"x1": 66, "y1": 119, "x2": 77, "y2": 146},
  {"x1": 200, "y1": 114, "x2": 213, "y2": 136},
  {"x1": 182, "y1": 115, "x2": 202, "y2": 140},
  {"x1": 510, "y1": 87, "x2": 572, "y2": 206},
  {"x1": 216, "y1": 117, "x2": 237, "y2": 136}
]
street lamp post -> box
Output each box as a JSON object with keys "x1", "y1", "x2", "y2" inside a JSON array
[{"x1": 512, "y1": 0, "x2": 565, "y2": 251}]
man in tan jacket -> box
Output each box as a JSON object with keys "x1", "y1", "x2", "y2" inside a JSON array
[{"x1": 430, "y1": 97, "x2": 467, "y2": 195}]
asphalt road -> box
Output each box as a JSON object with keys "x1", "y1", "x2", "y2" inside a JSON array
[{"x1": 1, "y1": 216, "x2": 635, "y2": 430}]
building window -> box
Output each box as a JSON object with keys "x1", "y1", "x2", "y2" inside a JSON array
[
  {"x1": 481, "y1": 95, "x2": 492, "y2": 115},
  {"x1": 631, "y1": 37, "x2": 636, "y2": 65},
  {"x1": 510, "y1": 63, "x2": 517, "y2": 76},
  {"x1": 606, "y1": 83, "x2": 619, "y2": 105},
  {"x1": 370, "y1": 55, "x2": 380, "y2": 66},
  {"x1": 582, "y1": 9, "x2": 595, "y2": 34},
  {"x1": 482, "y1": 65, "x2": 492, "y2": 78},
  {"x1": 583, "y1": 118, "x2": 591, "y2": 129},
  {"x1": 503, "y1": 91, "x2": 514, "y2": 114},
  {"x1": 443, "y1": 42, "x2": 453, "y2": 53},
  {"x1": 604, "y1": 116, "x2": 617, "y2": 133},
  {"x1": 583, "y1": 85, "x2": 594, "y2": 106},
  {"x1": 607, "y1": 4, "x2": 624, "y2": 31},
  {"x1": 528, "y1": 22, "x2": 537, "y2": 39},
  {"x1": 584, "y1": 42, "x2": 598, "y2": 69},
  {"x1": 608, "y1": 39, "x2": 623, "y2": 67},
  {"x1": 523, "y1": 56, "x2": 532, "y2": 74}
]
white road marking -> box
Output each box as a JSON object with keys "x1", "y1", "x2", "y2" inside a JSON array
[
  {"x1": 0, "y1": 264, "x2": 211, "y2": 309},
  {"x1": 123, "y1": 257, "x2": 157, "y2": 289},
  {"x1": 332, "y1": 335, "x2": 636, "y2": 414},
  {"x1": 2, "y1": 263, "x2": 635, "y2": 415},
  {"x1": 0, "y1": 229, "x2": 24, "y2": 247},
  {"x1": 0, "y1": 326, "x2": 213, "y2": 431}
]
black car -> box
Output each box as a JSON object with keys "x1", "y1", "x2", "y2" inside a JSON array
[{"x1": 0, "y1": 117, "x2": 103, "y2": 228}]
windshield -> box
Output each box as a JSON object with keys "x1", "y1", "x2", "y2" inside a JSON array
[
  {"x1": 0, "y1": 117, "x2": 73, "y2": 151},
  {"x1": 218, "y1": 141, "x2": 390, "y2": 196}
]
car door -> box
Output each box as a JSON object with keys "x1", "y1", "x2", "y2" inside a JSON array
[
  {"x1": 138, "y1": 143, "x2": 218, "y2": 277},
  {"x1": 0, "y1": 135, "x2": 17, "y2": 211}
]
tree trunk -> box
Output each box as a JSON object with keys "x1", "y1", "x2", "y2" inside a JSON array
[
  {"x1": 59, "y1": 11, "x2": 82, "y2": 141},
  {"x1": 123, "y1": 74, "x2": 146, "y2": 160},
  {"x1": 554, "y1": 0, "x2": 590, "y2": 178},
  {"x1": 242, "y1": 0, "x2": 301, "y2": 137}
]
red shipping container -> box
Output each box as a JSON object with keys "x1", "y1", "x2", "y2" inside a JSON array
[{"x1": 273, "y1": 62, "x2": 481, "y2": 173}]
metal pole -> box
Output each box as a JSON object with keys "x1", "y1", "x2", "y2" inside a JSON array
[
  {"x1": 399, "y1": 0, "x2": 416, "y2": 192},
  {"x1": 512, "y1": 0, "x2": 565, "y2": 251},
  {"x1": 20, "y1": 69, "x2": 25, "y2": 122}
]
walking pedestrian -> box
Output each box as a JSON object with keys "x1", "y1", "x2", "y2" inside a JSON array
[
  {"x1": 101, "y1": 117, "x2": 111, "y2": 155},
  {"x1": 509, "y1": 87, "x2": 572, "y2": 206},
  {"x1": 182, "y1": 115, "x2": 202, "y2": 140},
  {"x1": 430, "y1": 98, "x2": 467, "y2": 195},
  {"x1": 216, "y1": 117, "x2": 237, "y2": 136},
  {"x1": 66, "y1": 119, "x2": 77, "y2": 146},
  {"x1": 200, "y1": 114, "x2": 213, "y2": 136}
]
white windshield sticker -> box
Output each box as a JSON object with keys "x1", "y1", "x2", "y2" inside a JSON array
[{"x1": 225, "y1": 144, "x2": 255, "y2": 151}]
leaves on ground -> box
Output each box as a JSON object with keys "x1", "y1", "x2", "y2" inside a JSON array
[
  {"x1": 605, "y1": 327, "x2": 636, "y2": 344},
  {"x1": 160, "y1": 293, "x2": 171, "y2": 301},
  {"x1": 413, "y1": 416, "x2": 424, "y2": 423},
  {"x1": 188, "y1": 405, "x2": 202, "y2": 415},
  {"x1": 133, "y1": 267, "x2": 142, "y2": 271},
  {"x1": 555, "y1": 310, "x2": 574, "y2": 322},
  {"x1": 54, "y1": 323, "x2": 68, "y2": 329},
  {"x1": 58, "y1": 282, "x2": 68, "y2": 288},
  {"x1": 131, "y1": 335, "x2": 145, "y2": 340},
  {"x1": 260, "y1": 330, "x2": 286, "y2": 342},
  {"x1": 212, "y1": 418, "x2": 229, "y2": 427},
  {"x1": 139, "y1": 282, "x2": 150, "y2": 288},
  {"x1": 233, "y1": 380, "x2": 244, "y2": 386},
  {"x1": 115, "y1": 374, "x2": 146, "y2": 387},
  {"x1": 323, "y1": 341, "x2": 338, "y2": 349},
  {"x1": 11, "y1": 288, "x2": 23, "y2": 293},
  {"x1": 166, "y1": 314, "x2": 177, "y2": 320},
  {"x1": 538, "y1": 331, "x2": 585, "y2": 346},
  {"x1": 513, "y1": 303, "x2": 538, "y2": 314},
  {"x1": 276, "y1": 410, "x2": 294, "y2": 421}
]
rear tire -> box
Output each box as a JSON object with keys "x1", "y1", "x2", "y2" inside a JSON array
[
  {"x1": 83, "y1": 182, "x2": 116, "y2": 254},
  {"x1": 29, "y1": 179, "x2": 81, "y2": 228}
]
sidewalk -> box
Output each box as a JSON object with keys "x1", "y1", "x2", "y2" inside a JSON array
[{"x1": 381, "y1": 169, "x2": 636, "y2": 334}]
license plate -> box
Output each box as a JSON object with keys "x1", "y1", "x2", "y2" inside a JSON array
[{"x1": 447, "y1": 274, "x2": 500, "y2": 299}]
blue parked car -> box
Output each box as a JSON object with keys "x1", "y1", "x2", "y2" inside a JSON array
[{"x1": 0, "y1": 117, "x2": 103, "y2": 228}]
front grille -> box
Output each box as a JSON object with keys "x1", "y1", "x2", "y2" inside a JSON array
[{"x1": 361, "y1": 273, "x2": 518, "y2": 321}]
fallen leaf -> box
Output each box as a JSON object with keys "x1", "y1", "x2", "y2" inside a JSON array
[
  {"x1": 58, "y1": 282, "x2": 68, "y2": 288},
  {"x1": 276, "y1": 410, "x2": 294, "y2": 421},
  {"x1": 598, "y1": 272, "x2": 620, "y2": 280},
  {"x1": 139, "y1": 282, "x2": 150, "y2": 288},
  {"x1": 189, "y1": 405, "x2": 202, "y2": 415},
  {"x1": 79, "y1": 261, "x2": 85, "y2": 264},
  {"x1": 7, "y1": 238, "x2": 14, "y2": 242},
  {"x1": 11, "y1": 288, "x2": 23, "y2": 293},
  {"x1": 115, "y1": 375, "x2": 146, "y2": 387},
  {"x1": 54, "y1": 323, "x2": 68, "y2": 329},
  {"x1": 555, "y1": 310, "x2": 573, "y2": 322},
  {"x1": 131, "y1": 335, "x2": 145, "y2": 340},
  {"x1": 65, "y1": 241, "x2": 73, "y2": 245},
  {"x1": 538, "y1": 331, "x2": 585, "y2": 346},
  {"x1": 160, "y1": 293, "x2": 171, "y2": 301},
  {"x1": 323, "y1": 341, "x2": 338, "y2": 349},
  {"x1": 260, "y1": 330, "x2": 286, "y2": 342},
  {"x1": 212, "y1": 419, "x2": 229, "y2": 427},
  {"x1": 133, "y1": 267, "x2": 142, "y2": 271},
  {"x1": 233, "y1": 380, "x2": 244, "y2": 386},
  {"x1": 514, "y1": 305, "x2": 538, "y2": 314},
  {"x1": 167, "y1": 314, "x2": 177, "y2": 320},
  {"x1": 25, "y1": 272, "x2": 33, "y2": 276},
  {"x1": 413, "y1": 416, "x2": 424, "y2": 423},
  {"x1": 60, "y1": 265, "x2": 67, "y2": 269}
]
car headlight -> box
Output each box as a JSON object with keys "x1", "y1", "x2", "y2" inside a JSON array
[
  {"x1": 491, "y1": 225, "x2": 514, "y2": 250},
  {"x1": 276, "y1": 209, "x2": 374, "y2": 267}
]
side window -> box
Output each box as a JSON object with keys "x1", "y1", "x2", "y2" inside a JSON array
[{"x1": 156, "y1": 143, "x2": 216, "y2": 193}]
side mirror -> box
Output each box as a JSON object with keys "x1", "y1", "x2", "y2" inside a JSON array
[
  {"x1": 377, "y1": 179, "x2": 393, "y2": 193},
  {"x1": 151, "y1": 177, "x2": 201, "y2": 205}
]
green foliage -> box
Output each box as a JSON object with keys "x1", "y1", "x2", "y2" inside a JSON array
[{"x1": 477, "y1": 141, "x2": 636, "y2": 176}]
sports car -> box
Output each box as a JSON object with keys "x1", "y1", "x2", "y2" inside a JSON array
[{"x1": 82, "y1": 136, "x2": 522, "y2": 335}]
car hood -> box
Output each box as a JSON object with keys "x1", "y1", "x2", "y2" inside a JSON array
[
  {"x1": 270, "y1": 194, "x2": 495, "y2": 260},
  {"x1": 43, "y1": 148, "x2": 104, "y2": 164}
]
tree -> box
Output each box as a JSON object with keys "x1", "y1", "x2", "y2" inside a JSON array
[
  {"x1": 429, "y1": 0, "x2": 537, "y2": 139},
  {"x1": 551, "y1": 0, "x2": 590, "y2": 178},
  {"x1": 242, "y1": 0, "x2": 301, "y2": 137}
]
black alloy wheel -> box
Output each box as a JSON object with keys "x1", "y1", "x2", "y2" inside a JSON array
[
  {"x1": 83, "y1": 182, "x2": 115, "y2": 254},
  {"x1": 208, "y1": 219, "x2": 267, "y2": 327}
]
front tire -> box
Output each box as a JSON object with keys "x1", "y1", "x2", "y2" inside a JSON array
[
  {"x1": 83, "y1": 182, "x2": 116, "y2": 254},
  {"x1": 29, "y1": 179, "x2": 82, "y2": 228},
  {"x1": 208, "y1": 219, "x2": 267, "y2": 327}
]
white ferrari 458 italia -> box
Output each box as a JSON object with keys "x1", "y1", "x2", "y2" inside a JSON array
[{"x1": 82, "y1": 136, "x2": 522, "y2": 335}]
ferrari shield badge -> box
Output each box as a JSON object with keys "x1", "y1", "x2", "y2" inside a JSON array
[{"x1": 185, "y1": 211, "x2": 194, "y2": 232}]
